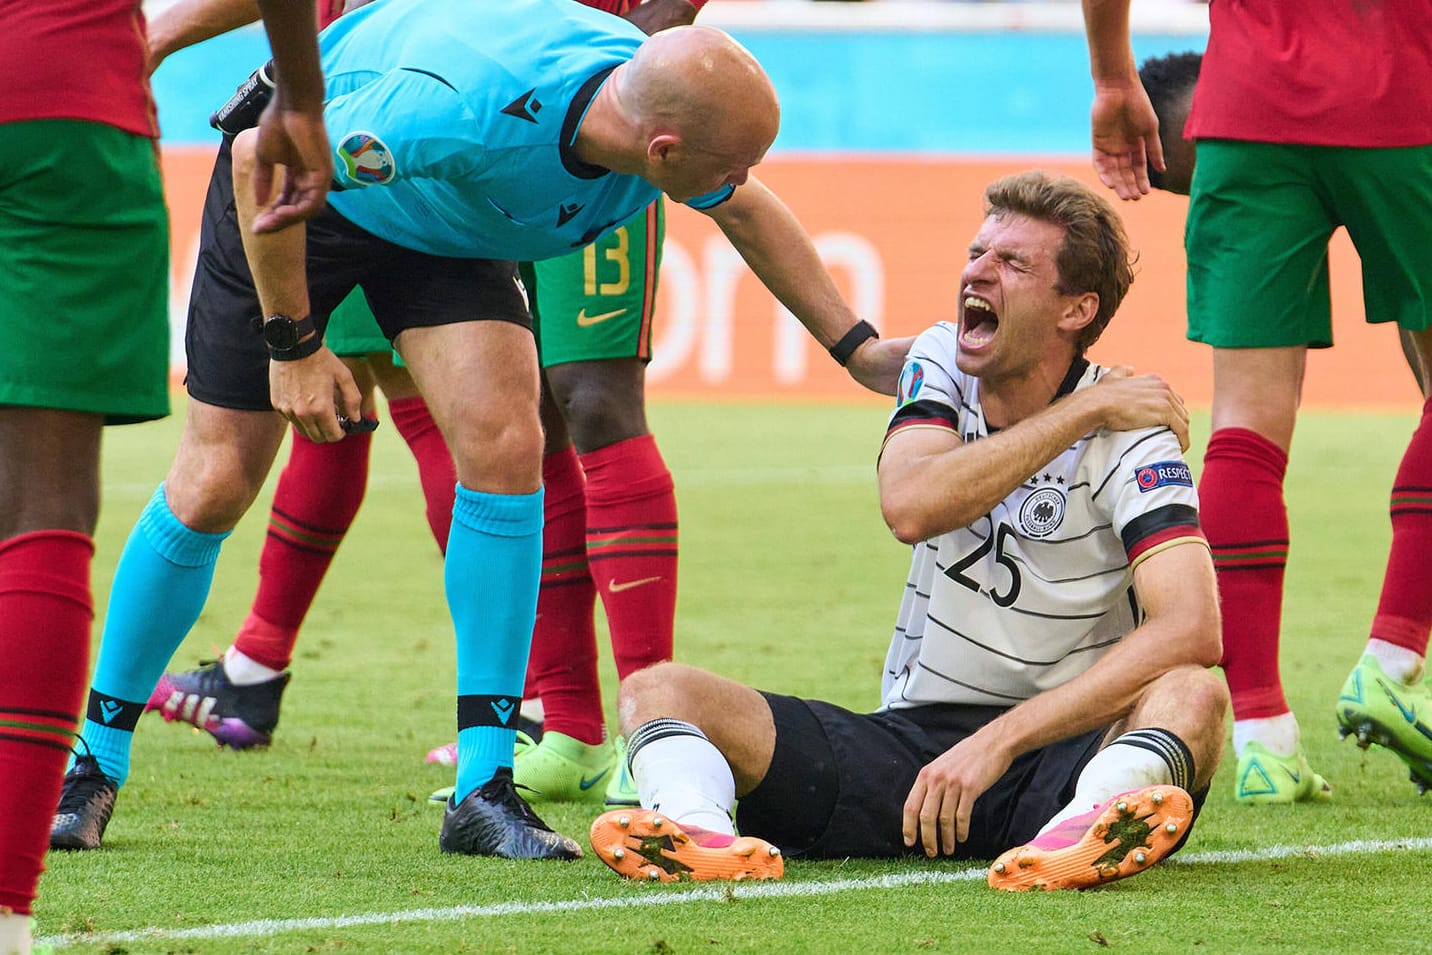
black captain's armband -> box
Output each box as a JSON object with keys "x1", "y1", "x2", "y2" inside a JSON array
[{"x1": 210, "y1": 60, "x2": 276, "y2": 135}]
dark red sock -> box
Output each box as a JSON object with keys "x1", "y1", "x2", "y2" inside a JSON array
[
  {"x1": 232, "y1": 427, "x2": 371, "y2": 672},
  {"x1": 388, "y1": 395, "x2": 456, "y2": 554},
  {"x1": 581, "y1": 434, "x2": 677, "y2": 680},
  {"x1": 1371, "y1": 395, "x2": 1432, "y2": 656},
  {"x1": 1201, "y1": 428, "x2": 1290, "y2": 720},
  {"x1": 527, "y1": 447, "x2": 603, "y2": 744},
  {"x1": 0, "y1": 531, "x2": 93, "y2": 915}
]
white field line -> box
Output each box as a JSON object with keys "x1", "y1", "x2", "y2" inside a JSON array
[{"x1": 38, "y1": 835, "x2": 1432, "y2": 950}]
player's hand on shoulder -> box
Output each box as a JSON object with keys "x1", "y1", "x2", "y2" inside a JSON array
[{"x1": 1087, "y1": 365, "x2": 1190, "y2": 451}]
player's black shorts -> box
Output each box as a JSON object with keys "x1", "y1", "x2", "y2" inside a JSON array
[
  {"x1": 737, "y1": 693, "x2": 1205, "y2": 861},
  {"x1": 184, "y1": 135, "x2": 530, "y2": 412}
]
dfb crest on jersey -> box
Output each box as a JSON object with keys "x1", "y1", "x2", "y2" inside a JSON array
[
  {"x1": 337, "y1": 131, "x2": 396, "y2": 186},
  {"x1": 1018, "y1": 486, "x2": 1066, "y2": 538}
]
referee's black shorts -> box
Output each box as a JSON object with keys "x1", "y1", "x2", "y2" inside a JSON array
[
  {"x1": 736, "y1": 693, "x2": 1206, "y2": 861},
  {"x1": 184, "y1": 135, "x2": 530, "y2": 412}
]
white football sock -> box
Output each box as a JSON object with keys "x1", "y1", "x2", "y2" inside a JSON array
[
  {"x1": 0, "y1": 910, "x2": 33, "y2": 955},
  {"x1": 627, "y1": 719, "x2": 735, "y2": 837},
  {"x1": 1232, "y1": 712, "x2": 1300, "y2": 758},
  {"x1": 223, "y1": 646, "x2": 283, "y2": 686},
  {"x1": 1038, "y1": 729, "x2": 1189, "y2": 836},
  {"x1": 1365, "y1": 638, "x2": 1425, "y2": 685},
  {"x1": 519, "y1": 697, "x2": 545, "y2": 723}
]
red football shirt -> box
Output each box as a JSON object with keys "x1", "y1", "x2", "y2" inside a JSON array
[
  {"x1": 1187, "y1": 0, "x2": 1432, "y2": 147},
  {"x1": 0, "y1": 0, "x2": 156, "y2": 137}
]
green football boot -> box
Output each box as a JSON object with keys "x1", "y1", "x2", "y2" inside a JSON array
[
  {"x1": 604, "y1": 734, "x2": 640, "y2": 807},
  {"x1": 512, "y1": 731, "x2": 615, "y2": 803},
  {"x1": 1233, "y1": 741, "x2": 1332, "y2": 805},
  {"x1": 1337, "y1": 653, "x2": 1432, "y2": 794}
]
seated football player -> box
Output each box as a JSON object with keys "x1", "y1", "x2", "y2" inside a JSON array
[{"x1": 587, "y1": 171, "x2": 1228, "y2": 890}]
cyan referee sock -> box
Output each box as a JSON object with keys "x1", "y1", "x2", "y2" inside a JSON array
[
  {"x1": 1038, "y1": 727, "x2": 1194, "y2": 836},
  {"x1": 447, "y1": 483, "x2": 543, "y2": 803},
  {"x1": 79, "y1": 484, "x2": 229, "y2": 784},
  {"x1": 627, "y1": 718, "x2": 736, "y2": 836}
]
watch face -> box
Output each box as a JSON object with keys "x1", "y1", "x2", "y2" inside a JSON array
[{"x1": 263, "y1": 316, "x2": 298, "y2": 350}]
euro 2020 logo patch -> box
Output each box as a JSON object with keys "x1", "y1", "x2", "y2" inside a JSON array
[
  {"x1": 1018, "y1": 486, "x2": 1066, "y2": 538},
  {"x1": 897, "y1": 362, "x2": 925, "y2": 407},
  {"x1": 337, "y1": 131, "x2": 396, "y2": 186},
  {"x1": 1135, "y1": 461, "x2": 1194, "y2": 494}
]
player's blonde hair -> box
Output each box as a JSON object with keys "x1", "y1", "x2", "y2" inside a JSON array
[{"x1": 984, "y1": 171, "x2": 1134, "y2": 354}]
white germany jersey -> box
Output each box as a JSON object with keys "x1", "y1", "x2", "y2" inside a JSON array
[{"x1": 878, "y1": 322, "x2": 1205, "y2": 710}]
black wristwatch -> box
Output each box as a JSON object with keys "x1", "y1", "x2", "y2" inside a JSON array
[{"x1": 262, "y1": 314, "x2": 321, "y2": 361}]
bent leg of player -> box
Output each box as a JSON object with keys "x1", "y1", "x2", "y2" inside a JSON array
[
  {"x1": 988, "y1": 785, "x2": 1194, "y2": 891},
  {"x1": 990, "y1": 666, "x2": 1224, "y2": 890},
  {"x1": 54, "y1": 404, "x2": 288, "y2": 850},
  {"x1": 591, "y1": 663, "x2": 791, "y2": 881},
  {"x1": 152, "y1": 296, "x2": 388, "y2": 748}
]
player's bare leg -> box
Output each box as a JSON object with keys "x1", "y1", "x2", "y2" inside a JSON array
[
  {"x1": 990, "y1": 665, "x2": 1225, "y2": 890},
  {"x1": 591, "y1": 663, "x2": 783, "y2": 881}
]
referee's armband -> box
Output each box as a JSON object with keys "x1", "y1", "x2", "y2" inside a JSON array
[{"x1": 829, "y1": 320, "x2": 879, "y2": 367}]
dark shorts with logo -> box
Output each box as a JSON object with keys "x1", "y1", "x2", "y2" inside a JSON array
[
  {"x1": 184, "y1": 135, "x2": 529, "y2": 411},
  {"x1": 736, "y1": 693, "x2": 1206, "y2": 861}
]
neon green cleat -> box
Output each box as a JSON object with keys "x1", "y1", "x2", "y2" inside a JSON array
[
  {"x1": 604, "y1": 735, "x2": 640, "y2": 807},
  {"x1": 513, "y1": 731, "x2": 615, "y2": 803},
  {"x1": 32, "y1": 918, "x2": 55, "y2": 955},
  {"x1": 1234, "y1": 741, "x2": 1332, "y2": 805},
  {"x1": 1337, "y1": 653, "x2": 1432, "y2": 794}
]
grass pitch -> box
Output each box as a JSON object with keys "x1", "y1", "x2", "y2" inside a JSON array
[{"x1": 36, "y1": 399, "x2": 1432, "y2": 953}]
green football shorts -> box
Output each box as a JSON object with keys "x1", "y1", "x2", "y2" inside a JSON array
[
  {"x1": 524, "y1": 200, "x2": 663, "y2": 368},
  {"x1": 0, "y1": 120, "x2": 169, "y2": 423},
  {"x1": 1186, "y1": 139, "x2": 1432, "y2": 349},
  {"x1": 324, "y1": 287, "x2": 391, "y2": 358}
]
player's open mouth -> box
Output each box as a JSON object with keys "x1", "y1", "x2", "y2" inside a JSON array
[{"x1": 961, "y1": 295, "x2": 999, "y2": 348}]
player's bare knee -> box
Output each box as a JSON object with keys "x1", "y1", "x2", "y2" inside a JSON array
[
  {"x1": 1129, "y1": 666, "x2": 1228, "y2": 782},
  {"x1": 617, "y1": 661, "x2": 702, "y2": 732},
  {"x1": 548, "y1": 361, "x2": 647, "y2": 452}
]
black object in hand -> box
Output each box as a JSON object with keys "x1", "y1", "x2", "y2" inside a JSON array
[{"x1": 338, "y1": 416, "x2": 379, "y2": 434}]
